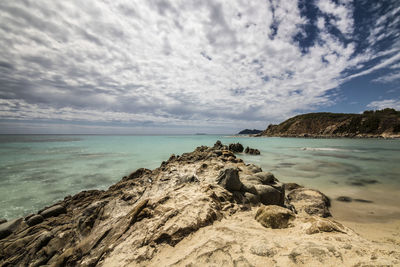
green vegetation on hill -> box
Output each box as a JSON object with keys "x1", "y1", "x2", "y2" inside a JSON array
[{"x1": 262, "y1": 108, "x2": 400, "y2": 137}]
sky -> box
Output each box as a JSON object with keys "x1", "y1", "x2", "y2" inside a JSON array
[{"x1": 0, "y1": 0, "x2": 399, "y2": 134}]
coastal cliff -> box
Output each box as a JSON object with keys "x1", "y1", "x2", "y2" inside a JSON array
[
  {"x1": 0, "y1": 141, "x2": 399, "y2": 266},
  {"x1": 260, "y1": 108, "x2": 400, "y2": 138}
]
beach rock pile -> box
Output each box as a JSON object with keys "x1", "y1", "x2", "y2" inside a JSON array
[{"x1": 0, "y1": 141, "x2": 398, "y2": 266}]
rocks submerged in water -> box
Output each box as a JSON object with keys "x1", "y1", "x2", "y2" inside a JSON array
[
  {"x1": 228, "y1": 143, "x2": 244, "y2": 153},
  {"x1": 245, "y1": 146, "x2": 261, "y2": 155},
  {"x1": 336, "y1": 196, "x2": 373, "y2": 203}
]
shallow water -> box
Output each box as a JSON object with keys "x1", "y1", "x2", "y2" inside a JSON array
[{"x1": 0, "y1": 135, "x2": 399, "y2": 220}]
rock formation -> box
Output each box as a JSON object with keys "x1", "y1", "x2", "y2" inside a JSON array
[
  {"x1": 244, "y1": 146, "x2": 261, "y2": 155},
  {"x1": 0, "y1": 141, "x2": 398, "y2": 266},
  {"x1": 260, "y1": 108, "x2": 400, "y2": 138}
]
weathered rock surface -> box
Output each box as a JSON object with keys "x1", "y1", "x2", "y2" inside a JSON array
[
  {"x1": 255, "y1": 205, "x2": 295, "y2": 229},
  {"x1": 288, "y1": 188, "x2": 331, "y2": 217},
  {"x1": 0, "y1": 141, "x2": 398, "y2": 266}
]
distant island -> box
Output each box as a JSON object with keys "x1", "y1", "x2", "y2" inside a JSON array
[
  {"x1": 258, "y1": 108, "x2": 400, "y2": 138},
  {"x1": 238, "y1": 129, "x2": 263, "y2": 135}
]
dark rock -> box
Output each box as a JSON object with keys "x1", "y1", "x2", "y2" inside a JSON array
[
  {"x1": 0, "y1": 218, "x2": 6, "y2": 225},
  {"x1": 254, "y1": 185, "x2": 284, "y2": 206},
  {"x1": 216, "y1": 168, "x2": 243, "y2": 192},
  {"x1": 245, "y1": 147, "x2": 260, "y2": 155},
  {"x1": 288, "y1": 188, "x2": 331, "y2": 217},
  {"x1": 0, "y1": 218, "x2": 23, "y2": 240},
  {"x1": 39, "y1": 205, "x2": 67, "y2": 219},
  {"x1": 26, "y1": 214, "x2": 44, "y2": 227},
  {"x1": 244, "y1": 192, "x2": 260, "y2": 204},
  {"x1": 238, "y1": 129, "x2": 263, "y2": 135},
  {"x1": 228, "y1": 143, "x2": 244, "y2": 153},
  {"x1": 284, "y1": 183, "x2": 304, "y2": 192},
  {"x1": 336, "y1": 196, "x2": 352, "y2": 202},
  {"x1": 255, "y1": 205, "x2": 295, "y2": 229},
  {"x1": 213, "y1": 140, "x2": 223, "y2": 149}
]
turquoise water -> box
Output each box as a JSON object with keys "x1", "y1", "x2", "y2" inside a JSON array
[{"x1": 1, "y1": 135, "x2": 400, "y2": 220}]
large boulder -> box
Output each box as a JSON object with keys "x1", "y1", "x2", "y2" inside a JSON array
[
  {"x1": 216, "y1": 168, "x2": 243, "y2": 192},
  {"x1": 228, "y1": 143, "x2": 244, "y2": 153},
  {"x1": 287, "y1": 188, "x2": 331, "y2": 217},
  {"x1": 255, "y1": 205, "x2": 295, "y2": 229},
  {"x1": 254, "y1": 185, "x2": 284, "y2": 206}
]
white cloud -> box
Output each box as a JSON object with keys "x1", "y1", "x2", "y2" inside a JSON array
[
  {"x1": 372, "y1": 70, "x2": 400, "y2": 83},
  {"x1": 0, "y1": 0, "x2": 399, "y2": 133},
  {"x1": 367, "y1": 99, "x2": 400, "y2": 110}
]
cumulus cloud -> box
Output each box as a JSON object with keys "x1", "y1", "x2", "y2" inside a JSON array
[{"x1": 0, "y1": 0, "x2": 399, "y2": 133}]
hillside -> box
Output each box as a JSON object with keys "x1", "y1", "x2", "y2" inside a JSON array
[
  {"x1": 260, "y1": 108, "x2": 400, "y2": 138},
  {"x1": 238, "y1": 129, "x2": 263, "y2": 135}
]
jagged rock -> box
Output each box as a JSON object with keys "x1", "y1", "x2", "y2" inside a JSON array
[
  {"x1": 39, "y1": 205, "x2": 66, "y2": 219},
  {"x1": 216, "y1": 167, "x2": 243, "y2": 192},
  {"x1": 255, "y1": 205, "x2": 295, "y2": 229},
  {"x1": 228, "y1": 143, "x2": 244, "y2": 153},
  {"x1": 26, "y1": 214, "x2": 44, "y2": 227},
  {"x1": 0, "y1": 219, "x2": 6, "y2": 225},
  {"x1": 245, "y1": 146, "x2": 261, "y2": 155},
  {"x1": 287, "y1": 188, "x2": 331, "y2": 217}
]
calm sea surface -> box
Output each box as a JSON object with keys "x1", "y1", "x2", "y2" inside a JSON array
[{"x1": 1, "y1": 135, "x2": 400, "y2": 220}]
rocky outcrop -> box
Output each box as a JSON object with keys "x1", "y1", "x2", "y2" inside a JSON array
[
  {"x1": 260, "y1": 108, "x2": 400, "y2": 138},
  {"x1": 0, "y1": 141, "x2": 398, "y2": 266}
]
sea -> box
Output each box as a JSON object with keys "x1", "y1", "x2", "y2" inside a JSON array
[{"x1": 1, "y1": 134, "x2": 400, "y2": 221}]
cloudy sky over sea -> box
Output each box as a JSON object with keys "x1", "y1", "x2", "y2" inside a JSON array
[{"x1": 0, "y1": 0, "x2": 399, "y2": 134}]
